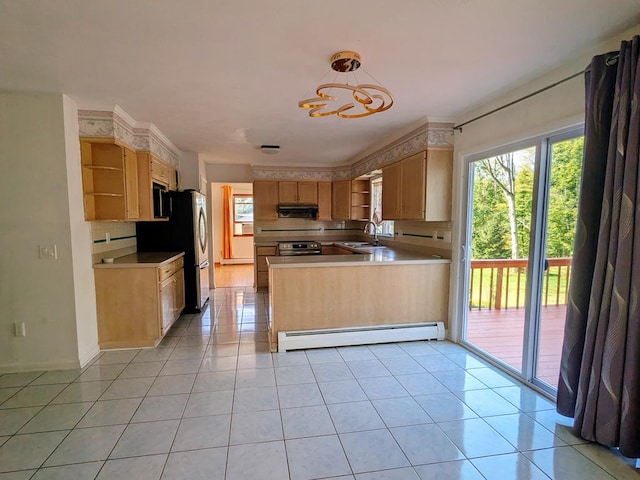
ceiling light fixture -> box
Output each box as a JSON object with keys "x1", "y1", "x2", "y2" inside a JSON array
[
  {"x1": 298, "y1": 51, "x2": 393, "y2": 119},
  {"x1": 260, "y1": 145, "x2": 280, "y2": 154}
]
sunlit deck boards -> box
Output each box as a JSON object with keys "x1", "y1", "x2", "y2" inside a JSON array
[{"x1": 466, "y1": 304, "x2": 566, "y2": 386}]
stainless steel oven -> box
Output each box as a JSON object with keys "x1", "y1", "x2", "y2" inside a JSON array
[{"x1": 277, "y1": 241, "x2": 322, "y2": 256}]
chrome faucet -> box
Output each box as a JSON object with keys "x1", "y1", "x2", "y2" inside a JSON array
[{"x1": 364, "y1": 221, "x2": 380, "y2": 245}]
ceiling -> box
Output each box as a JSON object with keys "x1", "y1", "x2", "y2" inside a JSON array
[{"x1": 1, "y1": 1, "x2": 639, "y2": 168}]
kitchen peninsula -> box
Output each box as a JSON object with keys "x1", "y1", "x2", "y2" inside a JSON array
[{"x1": 267, "y1": 244, "x2": 450, "y2": 352}]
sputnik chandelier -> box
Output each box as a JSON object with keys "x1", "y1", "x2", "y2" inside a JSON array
[{"x1": 298, "y1": 51, "x2": 394, "y2": 119}]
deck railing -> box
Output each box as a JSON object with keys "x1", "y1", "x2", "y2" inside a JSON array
[{"x1": 469, "y1": 257, "x2": 572, "y2": 310}]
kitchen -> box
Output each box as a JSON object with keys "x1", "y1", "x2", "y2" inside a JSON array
[{"x1": 1, "y1": 2, "x2": 639, "y2": 478}]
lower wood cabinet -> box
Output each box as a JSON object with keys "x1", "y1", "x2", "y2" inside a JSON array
[
  {"x1": 255, "y1": 246, "x2": 277, "y2": 290},
  {"x1": 95, "y1": 256, "x2": 185, "y2": 349}
]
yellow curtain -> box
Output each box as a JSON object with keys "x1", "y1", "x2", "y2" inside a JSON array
[{"x1": 222, "y1": 185, "x2": 233, "y2": 259}]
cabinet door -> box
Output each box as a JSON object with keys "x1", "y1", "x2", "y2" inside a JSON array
[
  {"x1": 424, "y1": 149, "x2": 453, "y2": 221},
  {"x1": 253, "y1": 181, "x2": 279, "y2": 220},
  {"x1": 297, "y1": 181, "x2": 318, "y2": 203},
  {"x1": 278, "y1": 181, "x2": 298, "y2": 203},
  {"x1": 332, "y1": 180, "x2": 351, "y2": 220},
  {"x1": 173, "y1": 269, "x2": 185, "y2": 319},
  {"x1": 382, "y1": 161, "x2": 402, "y2": 220},
  {"x1": 317, "y1": 182, "x2": 332, "y2": 220},
  {"x1": 123, "y1": 147, "x2": 140, "y2": 220},
  {"x1": 151, "y1": 156, "x2": 169, "y2": 186},
  {"x1": 401, "y1": 152, "x2": 427, "y2": 220},
  {"x1": 160, "y1": 275, "x2": 176, "y2": 334}
]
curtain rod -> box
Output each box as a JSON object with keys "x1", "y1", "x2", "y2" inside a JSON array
[
  {"x1": 453, "y1": 51, "x2": 620, "y2": 132},
  {"x1": 453, "y1": 70, "x2": 584, "y2": 132}
]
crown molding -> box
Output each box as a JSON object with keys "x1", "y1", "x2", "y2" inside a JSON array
[
  {"x1": 252, "y1": 121, "x2": 454, "y2": 180},
  {"x1": 78, "y1": 105, "x2": 180, "y2": 167}
]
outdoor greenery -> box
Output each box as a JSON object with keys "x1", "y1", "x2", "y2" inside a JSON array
[
  {"x1": 471, "y1": 137, "x2": 584, "y2": 261},
  {"x1": 469, "y1": 137, "x2": 583, "y2": 309}
]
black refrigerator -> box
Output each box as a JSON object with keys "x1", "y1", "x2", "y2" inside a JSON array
[{"x1": 136, "y1": 190, "x2": 210, "y2": 313}]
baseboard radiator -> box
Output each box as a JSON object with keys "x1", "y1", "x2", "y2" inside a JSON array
[{"x1": 277, "y1": 322, "x2": 445, "y2": 353}]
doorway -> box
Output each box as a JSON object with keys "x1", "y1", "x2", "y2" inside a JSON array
[
  {"x1": 461, "y1": 128, "x2": 584, "y2": 393},
  {"x1": 211, "y1": 182, "x2": 255, "y2": 288}
]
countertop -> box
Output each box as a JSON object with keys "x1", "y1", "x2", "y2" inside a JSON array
[
  {"x1": 266, "y1": 244, "x2": 450, "y2": 268},
  {"x1": 93, "y1": 251, "x2": 185, "y2": 269}
]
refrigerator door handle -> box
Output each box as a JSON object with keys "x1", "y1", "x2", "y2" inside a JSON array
[{"x1": 198, "y1": 260, "x2": 210, "y2": 269}]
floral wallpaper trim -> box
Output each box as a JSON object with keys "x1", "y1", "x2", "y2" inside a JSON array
[
  {"x1": 78, "y1": 108, "x2": 180, "y2": 167},
  {"x1": 252, "y1": 121, "x2": 454, "y2": 180}
]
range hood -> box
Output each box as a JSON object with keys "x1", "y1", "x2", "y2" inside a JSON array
[{"x1": 277, "y1": 204, "x2": 319, "y2": 219}]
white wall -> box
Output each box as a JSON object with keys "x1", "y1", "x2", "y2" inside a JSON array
[
  {"x1": 211, "y1": 183, "x2": 254, "y2": 264},
  {"x1": 63, "y1": 95, "x2": 100, "y2": 367},
  {"x1": 206, "y1": 163, "x2": 253, "y2": 183},
  {"x1": 0, "y1": 92, "x2": 82, "y2": 372},
  {"x1": 449, "y1": 26, "x2": 640, "y2": 341},
  {"x1": 179, "y1": 151, "x2": 201, "y2": 191}
]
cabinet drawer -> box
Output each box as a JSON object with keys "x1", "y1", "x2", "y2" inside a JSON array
[
  {"x1": 256, "y1": 246, "x2": 276, "y2": 256},
  {"x1": 159, "y1": 257, "x2": 184, "y2": 282}
]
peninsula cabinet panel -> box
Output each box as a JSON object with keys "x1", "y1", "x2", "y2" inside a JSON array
[
  {"x1": 317, "y1": 181, "x2": 332, "y2": 220},
  {"x1": 255, "y1": 246, "x2": 277, "y2": 290},
  {"x1": 253, "y1": 181, "x2": 279, "y2": 220},
  {"x1": 332, "y1": 180, "x2": 351, "y2": 220}
]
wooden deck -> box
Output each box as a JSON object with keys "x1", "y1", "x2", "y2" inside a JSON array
[{"x1": 467, "y1": 305, "x2": 566, "y2": 386}]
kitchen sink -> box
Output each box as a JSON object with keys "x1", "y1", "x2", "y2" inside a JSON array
[{"x1": 339, "y1": 242, "x2": 387, "y2": 249}]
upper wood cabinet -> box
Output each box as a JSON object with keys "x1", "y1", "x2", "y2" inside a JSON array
[
  {"x1": 150, "y1": 155, "x2": 177, "y2": 191},
  {"x1": 80, "y1": 139, "x2": 140, "y2": 221},
  {"x1": 382, "y1": 149, "x2": 453, "y2": 221},
  {"x1": 332, "y1": 180, "x2": 351, "y2": 220},
  {"x1": 350, "y1": 179, "x2": 370, "y2": 221},
  {"x1": 278, "y1": 181, "x2": 318, "y2": 204},
  {"x1": 253, "y1": 181, "x2": 279, "y2": 220},
  {"x1": 317, "y1": 181, "x2": 332, "y2": 221}
]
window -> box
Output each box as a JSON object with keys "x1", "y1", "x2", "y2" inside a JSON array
[
  {"x1": 370, "y1": 176, "x2": 394, "y2": 236},
  {"x1": 233, "y1": 194, "x2": 253, "y2": 236}
]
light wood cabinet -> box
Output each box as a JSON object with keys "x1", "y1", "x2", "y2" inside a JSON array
[
  {"x1": 381, "y1": 161, "x2": 402, "y2": 220},
  {"x1": 382, "y1": 149, "x2": 453, "y2": 221},
  {"x1": 80, "y1": 139, "x2": 140, "y2": 221},
  {"x1": 150, "y1": 155, "x2": 177, "y2": 191},
  {"x1": 253, "y1": 181, "x2": 279, "y2": 220},
  {"x1": 160, "y1": 264, "x2": 185, "y2": 336},
  {"x1": 278, "y1": 181, "x2": 318, "y2": 204},
  {"x1": 255, "y1": 246, "x2": 277, "y2": 290},
  {"x1": 332, "y1": 180, "x2": 351, "y2": 220},
  {"x1": 351, "y1": 179, "x2": 370, "y2": 221},
  {"x1": 136, "y1": 151, "x2": 177, "y2": 221},
  {"x1": 94, "y1": 256, "x2": 185, "y2": 349},
  {"x1": 317, "y1": 182, "x2": 332, "y2": 220}
]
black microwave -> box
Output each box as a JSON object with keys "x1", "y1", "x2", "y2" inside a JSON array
[{"x1": 153, "y1": 183, "x2": 171, "y2": 218}]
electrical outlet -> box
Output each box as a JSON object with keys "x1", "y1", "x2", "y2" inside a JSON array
[
  {"x1": 105, "y1": 233, "x2": 111, "y2": 243},
  {"x1": 14, "y1": 322, "x2": 26, "y2": 337},
  {"x1": 39, "y1": 244, "x2": 57, "y2": 259}
]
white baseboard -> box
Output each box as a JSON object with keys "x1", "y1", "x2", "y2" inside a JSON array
[
  {"x1": 220, "y1": 258, "x2": 254, "y2": 265},
  {"x1": 0, "y1": 358, "x2": 81, "y2": 374},
  {"x1": 278, "y1": 322, "x2": 445, "y2": 353},
  {"x1": 78, "y1": 344, "x2": 101, "y2": 368}
]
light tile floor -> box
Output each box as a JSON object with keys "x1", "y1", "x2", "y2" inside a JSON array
[{"x1": 0, "y1": 287, "x2": 638, "y2": 479}]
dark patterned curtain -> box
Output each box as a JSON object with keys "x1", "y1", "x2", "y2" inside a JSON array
[{"x1": 557, "y1": 35, "x2": 640, "y2": 457}]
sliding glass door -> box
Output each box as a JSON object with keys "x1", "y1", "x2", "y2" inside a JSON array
[{"x1": 461, "y1": 128, "x2": 583, "y2": 393}]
